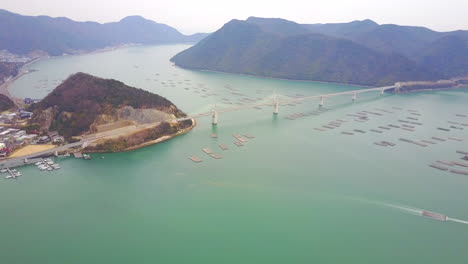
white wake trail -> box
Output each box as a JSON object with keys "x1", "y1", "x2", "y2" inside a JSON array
[
  {"x1": 348, "y1": 196, "x2": 468, "y2": 226},
  {"x1": 448, "y1": 218, "x2": 468, "y2": 225}
]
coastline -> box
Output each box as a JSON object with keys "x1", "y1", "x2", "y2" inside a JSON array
[
  {"x1": 398, "y1": 84, "x2": 468, "y2": 94},
  {"x1": 0, "y1": 44, "x2": 137, "y2": 105},
  {"x1": 172, "y1": 64, "x2": 374, "y2": 88},
  {"x1": 85, "y1": 119, "x2": 197, "y2": 154}
]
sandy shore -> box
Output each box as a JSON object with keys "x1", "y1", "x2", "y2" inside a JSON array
[{"x1": 9, "y1": 144, "x2": 56, "y2": 158}]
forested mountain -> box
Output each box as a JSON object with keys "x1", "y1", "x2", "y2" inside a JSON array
[
  {"x1": 171, "y1": 18, "x2": 443, "y2": 86},
  {"x1": 29, "y1": 73, "x2": 186, "y2": 137},
  {"x1": 172, "y1": 17, "x2": 468, "y2": 85},
  {"x1": 0, "y1": 9, "x2": 208, "y2": 56},
  {"x1": 0, "y1": 94, "x2": 14, "y2": 111}
]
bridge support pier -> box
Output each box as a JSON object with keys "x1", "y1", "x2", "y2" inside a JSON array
[
  {"x1": 212, "y1": 110, "x2": 218, "y2": 125},
  {"x1": 273, "y1": 98, "x2": 279, "y2": 114},
  {"x1": 319, "y1": 96, "x2": 324, "y2": 107},
  {"x1": 352, "y1": 92, "x2": 357, "y2": 101}
]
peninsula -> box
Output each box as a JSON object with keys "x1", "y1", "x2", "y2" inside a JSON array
[{"x1": 11, "y1": 73, "x2": 195, "y2": 155}]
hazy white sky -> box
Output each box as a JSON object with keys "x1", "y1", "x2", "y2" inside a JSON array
[{"x1": 1, "y1": 0, "x2": 468, "y2": 34}]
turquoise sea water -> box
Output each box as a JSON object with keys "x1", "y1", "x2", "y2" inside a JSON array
[{"x1": 1, "y1": 45, "x2": 468, "y2": 263}]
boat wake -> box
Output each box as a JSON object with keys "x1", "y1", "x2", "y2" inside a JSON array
[
  {"x1": 348, "y1": 196, "x2": 468, "y2": 225},
  {"x1": 380, "y1": 202, "x2": 422, "y2": 216},
  {"x1": 447, "y1": 218, "x2": 468, "y2": 225}
]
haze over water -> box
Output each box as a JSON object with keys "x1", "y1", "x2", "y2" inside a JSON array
[{"x1": 2, "y1": 45, "x2": 468, "y2": 263}]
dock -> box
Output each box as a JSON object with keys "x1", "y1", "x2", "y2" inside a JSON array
[
  {"x1": 450, "y1": 169, "x2": 468, "y2": 176},
  {"x1": 202, "y1": 148, "x2": 213, "y2": 154},
  {"x1": 189, "y1": 156, "x2": 202, "y2": 163},
  {"x1": 399, "y1": 138, "x2": 427, "y2": 147},
  {"x1": 375, "y1": 141, "x2": 395, "y2": 147},
  {"x1": 453, "y1": 162, "x2": 468, "y2": 168},
  {"x1": 437, "y1": 160, "x2": 453, "y2": 166},
  {"x1": 209, "y1": 153, "x2": 223, "y2": 159},
  {"x1": 219, "y1": 144, "x2": 228, "y2": 150},
  {"x1": 430, "y1": 164, "x2": 449, "y2": 171},
  {"x1": 381, "y1": 141, "x2": 396, "y2": 146}
]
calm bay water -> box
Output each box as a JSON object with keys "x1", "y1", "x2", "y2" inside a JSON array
[{"x1": 1, "y1": 45, "x2": 468, "y2": 263}]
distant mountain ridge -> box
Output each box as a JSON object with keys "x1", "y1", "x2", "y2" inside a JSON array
[
  {"x1": 0, "y1": 9, "x2": 209, "y2": 56},
  {"x1": 171, "y1": 17, "x2": 468, "y2": 86}
]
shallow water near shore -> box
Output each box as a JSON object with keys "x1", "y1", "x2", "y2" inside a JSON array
[{"x1": 2, "y1": 45, "x2": 468, "y2": 263}]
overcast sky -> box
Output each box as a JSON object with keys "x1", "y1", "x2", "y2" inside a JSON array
[{"x1": 1, "y1": 0, "x2": 467, "y2": 34}]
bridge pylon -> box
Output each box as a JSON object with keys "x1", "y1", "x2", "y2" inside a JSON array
[
  {"x1": 211, "y1": 105, "x2": 218, "y2": 125},
  {"x1": 273, "y1": 96, "x2": 279, "y2": 114}
]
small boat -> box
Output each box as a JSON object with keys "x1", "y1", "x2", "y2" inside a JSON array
[
  {"x1": 0, "y1": 168, "x2": 7, "y2": 173},
  {"x1": 35, "y1": 162, "x2": 43, "y2": 166},
  {"x1": 421, "y1": 211, "x2": 447, "y2": 221}
]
